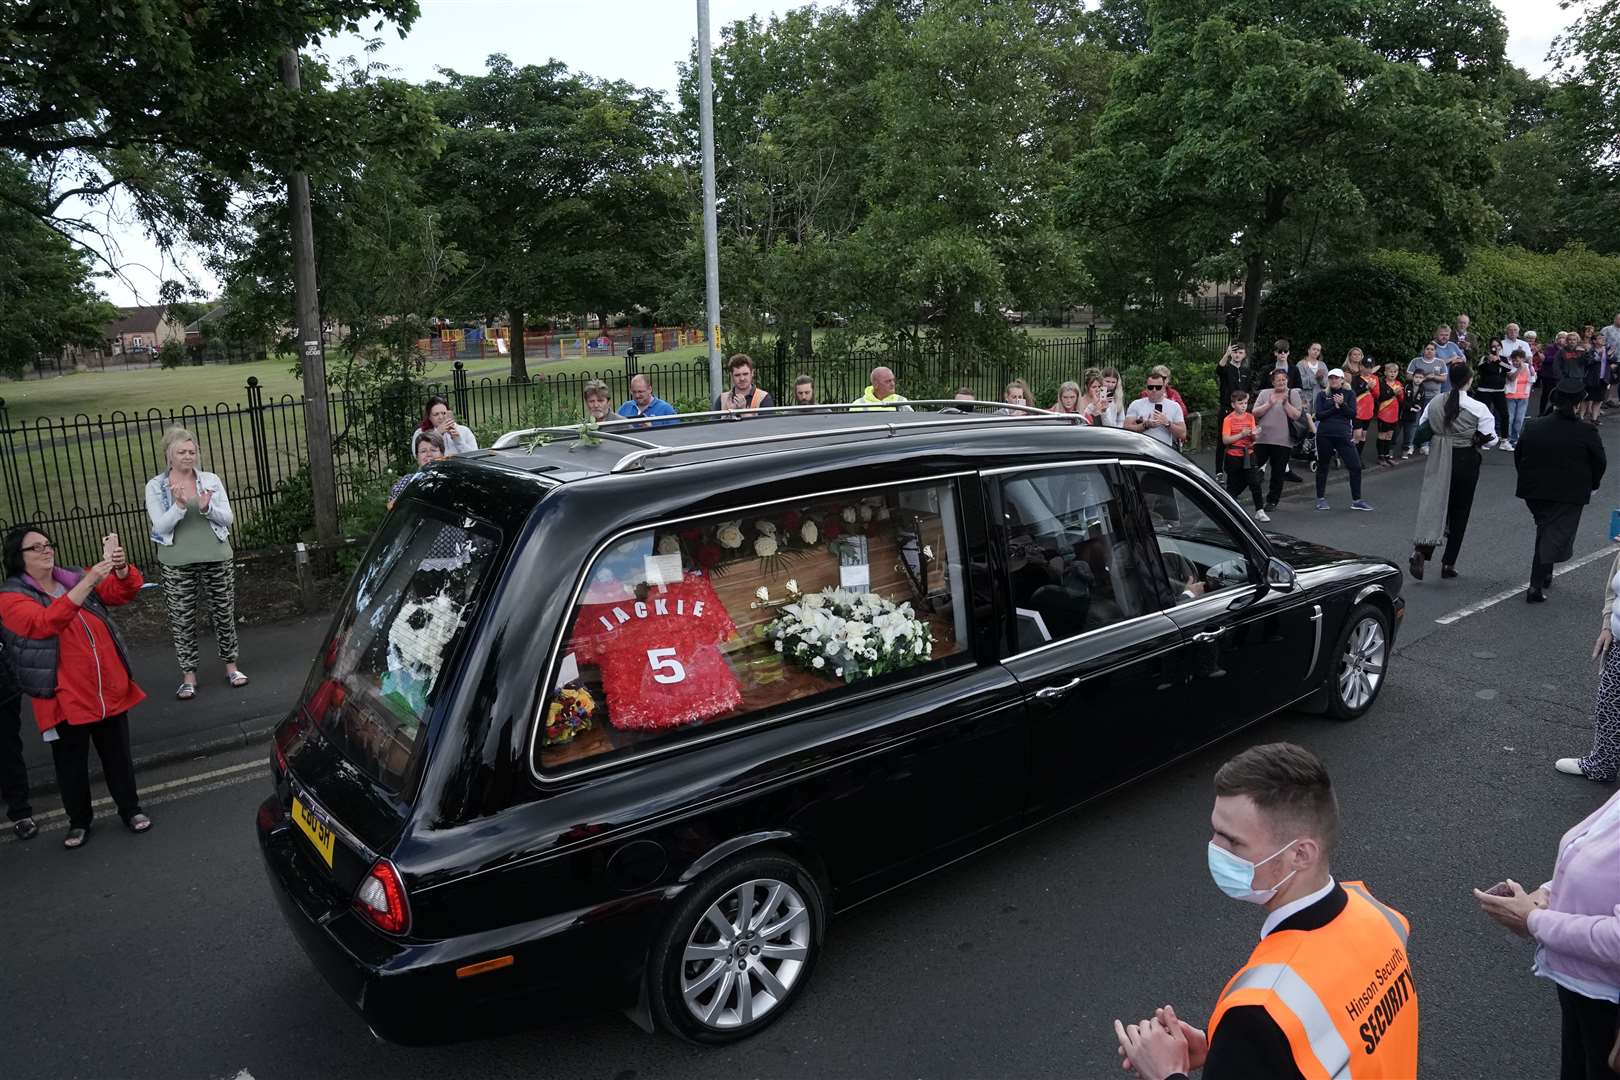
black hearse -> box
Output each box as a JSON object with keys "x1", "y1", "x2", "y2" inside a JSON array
[{"x1": 257, "y1": 403, "x2": 1403, "y2": 1044}]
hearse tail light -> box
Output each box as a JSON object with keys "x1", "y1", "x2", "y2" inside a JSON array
[{"x1": 354, "y1": 859, "x2": 411, "y2": 935}]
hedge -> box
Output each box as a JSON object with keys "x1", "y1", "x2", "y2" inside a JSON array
[{"x1": 1259, "y1": 246, "x2": 1620, "y2": 367}]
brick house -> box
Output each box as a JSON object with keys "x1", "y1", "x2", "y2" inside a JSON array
[{"x1": 105, "y1": 306, "x2": 185, "y2": 356}]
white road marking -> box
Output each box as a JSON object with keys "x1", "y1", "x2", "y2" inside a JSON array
[
  {"x1": 1434, "y1": 543, "x2": 1619, "y2": 625},
  {"x1": 0, "y1": 759, "x2": 267, "y2": 841}
]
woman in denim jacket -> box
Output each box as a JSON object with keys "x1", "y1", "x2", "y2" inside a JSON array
[{"x1": 144, "y1": 427, "x2": 248, "y2": 700}]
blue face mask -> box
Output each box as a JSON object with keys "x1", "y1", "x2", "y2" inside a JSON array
[{"x1": 1207, "y1": 839, "x2": 1300, "y2": 904}]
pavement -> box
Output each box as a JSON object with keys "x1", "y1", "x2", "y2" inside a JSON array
[
  {"x1": 3, "y1": 418, "x2": 1619, "y2": 1078},
  {"x1": 16, "y1": 613, "x2": 330, "y2": 794}
]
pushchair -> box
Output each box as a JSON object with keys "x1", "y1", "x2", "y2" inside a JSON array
[{"x1": 1293, "y1": 427, "x2": 1323, "y2": 472}]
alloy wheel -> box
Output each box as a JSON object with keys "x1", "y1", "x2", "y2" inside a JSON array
[
  {"x1": 680, "y1": 877, "x2": 811, "y2": 1030},
  {"x1": 1338, "y1": 615, "x2": 1386, "y2": 711}
]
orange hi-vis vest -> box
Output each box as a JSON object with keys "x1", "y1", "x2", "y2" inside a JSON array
[{"x1": 1208, "y1": 882, "x2": 1418, "y2": 1079}]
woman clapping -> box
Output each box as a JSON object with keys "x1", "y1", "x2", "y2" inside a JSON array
[{"x1": 145, "y1": 427, "x2": 246, "y2": 699}]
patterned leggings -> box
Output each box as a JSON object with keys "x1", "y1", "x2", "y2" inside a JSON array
[
  {"x1": 161, "y1": 561, "x2": 239, "y2": 674},
  {"x1": 1582, "y1": 643, "x2": 1620, "y2": 781}
]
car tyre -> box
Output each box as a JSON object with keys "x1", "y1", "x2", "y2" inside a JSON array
[
  {"x1": 648, "y1": 852, "x2": 825, "y2": 1044},
  {"x1": 1327, "y1": 603, "x2": 1390, "y2": 721}
]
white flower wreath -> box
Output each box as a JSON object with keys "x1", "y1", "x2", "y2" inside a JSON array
[{"x1": 765, "y1": 588, "x2": 934, "y2": 684}]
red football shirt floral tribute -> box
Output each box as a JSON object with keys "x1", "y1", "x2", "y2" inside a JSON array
[{"x1": 568, "y1": 573, "x2": 741, "y2": 730}]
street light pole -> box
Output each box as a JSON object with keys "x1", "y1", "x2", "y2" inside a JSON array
[
  {"x1": 697, "y1": 0, "x2": 723, "y2": 403},
  {"x1": 279, "y1": 47, "x2": 340, "y2": 548}
]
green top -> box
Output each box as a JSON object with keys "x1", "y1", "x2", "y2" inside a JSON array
[{"x1": 157, "y1": 501, "x2": 233, "y2": 566}]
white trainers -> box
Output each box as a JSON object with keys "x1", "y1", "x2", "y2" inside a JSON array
[
  {"x1": 1255, "y1": 509, "x2": 1271, "y2": 522},
  {"x1": 1554, "y1": 758, "x2": 1585, "y2": 777},
  {"x1": 1499, "y1": 440, "x2": 1515, "y2": 451}
]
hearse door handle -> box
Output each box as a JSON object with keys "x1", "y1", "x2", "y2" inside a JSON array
[
  {"x1": 1034, "y1": 677, "x2": 1083, "y2": 701},
  {"x1": 1191, "y1": 625, "x2": 1228, "y2": 644}
]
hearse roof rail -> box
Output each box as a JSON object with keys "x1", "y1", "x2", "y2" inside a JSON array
[{"x1": 491, "y1": 401, "x2": 1078, "y2": 475}]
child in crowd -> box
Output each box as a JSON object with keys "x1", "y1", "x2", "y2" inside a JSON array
[
  {"x1": 1220, "y1": 390, "x2": 1268, "y2": 522},
  {"x1": 1505, "y1": 345, "x2": 1536, "y2": 446},
  {"x1": 1376, "y1": 362, "x2": 1405, "y2": 466}
]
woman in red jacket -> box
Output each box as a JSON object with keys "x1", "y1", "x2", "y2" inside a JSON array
[{"x1": 0, "y1": 525, "x2": 150, "y2": 849}]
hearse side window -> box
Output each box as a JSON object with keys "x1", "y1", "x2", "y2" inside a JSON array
[
  {"x1": 299, "y1": 505, "x2": 499, "y2": 793},
  {"x1": 1132, "y1": 468, "x2": 1256, "y2": 604},
  {"x1": 1000, "y1": 466, "x2": 1151, "y2": 650},
  {"x1": 537, "y1": 480, "x2": 971, "y2": 771}
]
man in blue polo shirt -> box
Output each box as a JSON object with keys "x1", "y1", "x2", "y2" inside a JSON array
[
  {"x1": 1433, "y1": 323, "x2": 1465, "y2": 363},
  {"x1": 618, "y1": 374, "x2": 678, "y2": 428}
]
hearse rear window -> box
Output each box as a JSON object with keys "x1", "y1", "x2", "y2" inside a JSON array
[
  {"x1": 300, "y1": 505, "x2": 498, "y2": 792},
  {"x1": 537, "y1": 480, "x2": 970, "y2": 770}
]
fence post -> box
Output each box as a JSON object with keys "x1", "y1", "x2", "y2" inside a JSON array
[
  {"x1": 245, "y1": 378, "x2": 273, "y2": 515},
  {"x1": 0, "y1": 399, "x2": 25, "y2": 526},
  {"x1": 452, "y1": 361, "x2": 469, "y2": 424},
  {"x1": 624, "y1": 350, "x2": 640, "y2": 384},
  {"x1": 1086, "y1": 323, "x2": 1097, "y2": 368}
]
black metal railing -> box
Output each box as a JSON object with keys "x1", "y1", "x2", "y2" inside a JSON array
[{"x1": 0, "y1": 325, "x2": 1232, "y2": 567}]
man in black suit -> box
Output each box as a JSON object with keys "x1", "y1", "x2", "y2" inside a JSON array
[{"x1": 1515, "y1": 376, "x2": 1607, "y2": 601}]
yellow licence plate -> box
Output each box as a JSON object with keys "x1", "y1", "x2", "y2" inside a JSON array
[{"x1": 291, "y1": 796, "x2": 336, "y2": 868}]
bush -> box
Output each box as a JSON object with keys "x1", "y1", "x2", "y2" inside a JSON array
[
  {"x1": 335, "y1": 474, "x2": 394, "y2": 576},
  {"x1": 157, "y1": 340, "x2": 186, "y2": 370},
  {"x1": 238, "y1": 465, "x2": 314, "y2": 549},
  {"x1": 1261, "y1": 246, "x2": 1620, "y2": 366}
]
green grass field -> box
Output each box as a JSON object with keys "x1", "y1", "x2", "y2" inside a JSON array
[
  {"x1": 0, "y1": 322, "x2": 1109, "y2": 567},
  {"x1": 1, "y1": 324, "x2": 1100, "y2": 423}
]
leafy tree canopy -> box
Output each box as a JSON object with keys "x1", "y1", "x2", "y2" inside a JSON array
[
  {"x1": 424, "y1": 55, "x2": 683, "y2": 379},
  {"x1": 0, "y1": 159, "x2": 119, "y2": 376},
  {"x1": 1069, "y1": 0, "x2": 1508, "y2": 343},
  {"x1": 0, "y1": 0, "x2": 430, "y2": 275}
]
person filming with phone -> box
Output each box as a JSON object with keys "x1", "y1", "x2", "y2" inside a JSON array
[
  {"x1": 0, "y1": 525, "x2": 151, "y2": 849},
  {"x1": 413, "y1": 395, "x2": 479, "y2": 457},
  {"x1": 1113, "y1": 743, "x2": 1418, "y2": 1080},
  {"x1": 1126, "y1": 375, "x2": 1187, "y2": 448},
  {"x1": 1474, "y1": 784, "x2": 1620, "y2": 1078},
  {"x1": 1312, "y1": 369, "x2": 1373, "y2": 511}
]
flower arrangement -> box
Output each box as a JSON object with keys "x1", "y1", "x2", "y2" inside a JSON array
[
  {"x1": 544, "y1": 684, "x2": 597, "y2": 746},
  {"x1": 765, "y1": 588, "x2": 933, "y2": 684}
]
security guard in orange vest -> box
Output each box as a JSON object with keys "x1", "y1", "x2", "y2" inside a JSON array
[{"x1": 1114, "y1": 743, "x2": 1419, "y2": 1079}]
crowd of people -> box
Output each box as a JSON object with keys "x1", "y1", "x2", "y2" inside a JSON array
[
  {"x1": 0, "y1": 425, "x2": 259, "y2": 848},
  {"x1": 0, "y1": 326, "x2": 1613, "y2": 1075}
]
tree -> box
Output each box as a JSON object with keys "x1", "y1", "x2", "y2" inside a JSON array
[
  {"x1": 1069, "y1": 0, "x2": 1507, "y2": 345},
  {"x1": 1553, "y1": 0, "x2": 1620, "y2": 149},
  {"x1": 673, "y1": 7, "x2": 877, "y2": 360},
  {"x1": 850, "y1": 0, "x2": 1087, "y2": 364},
  {"x1": 425, "y1": 57, "x2": 682, "y2": 381},
  {"x1": 682, "y1": 1, "x2": 1089, "y2": 369},
  {"x1": 0, "y1": 0, "x2": 430, "y2": 280},
  {"x1": 0, "y1": 159, "x2": 119, "y2": 376}
]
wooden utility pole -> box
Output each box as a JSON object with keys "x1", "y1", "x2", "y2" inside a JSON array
[{"x1": 279, "y1": 47, "x2": 340, "y2": 547}]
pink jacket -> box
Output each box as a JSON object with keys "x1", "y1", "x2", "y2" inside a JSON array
[{"x1": 1528, "y1": 789, "x2": 1620, "y2": 996}]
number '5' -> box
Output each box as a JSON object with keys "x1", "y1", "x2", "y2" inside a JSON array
[{"x1": 647, "y1": 647, "x2": 687, "y2": 684}]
